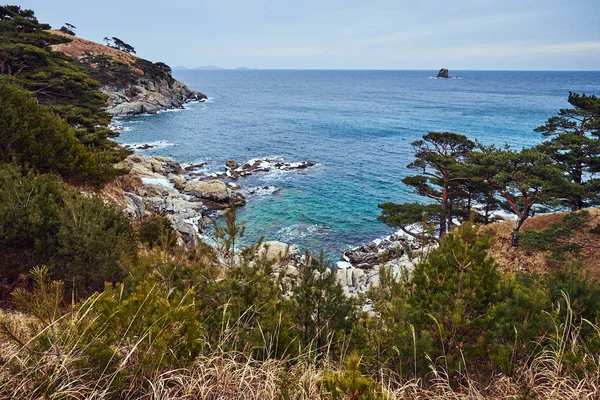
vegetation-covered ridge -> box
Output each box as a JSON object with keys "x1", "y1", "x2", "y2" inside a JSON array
[
  {"x1": 50, "y1": 30, "x2": 207, "y2": 116},
  {"x1": 0, "y1": 5, "x2": 128, "y2": 184}
]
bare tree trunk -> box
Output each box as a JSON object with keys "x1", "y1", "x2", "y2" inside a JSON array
[
  {"x1": 512, "y1": 217, "x2": 525, "y2": 247},
  {"x1": 440, "y1": 182, "x2": 449, "y2": 238}
]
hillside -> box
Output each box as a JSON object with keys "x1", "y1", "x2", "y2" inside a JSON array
[
  {"x1": 50, "y1": 30, "x2": 207, "y2": 116},
  {"x1": 486, "y1": 208, "x2": 600, "y2": 275},
  {"x1": 50, "y1": 30, "x2": 139, "y2": 65}
]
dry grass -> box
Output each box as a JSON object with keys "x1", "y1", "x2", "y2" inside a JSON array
[
  {"x1": 484, "y1": 208, "x2": 600, "y2": 276},
  {"x1": 49, "y1": 30, "x2": 140, "y2": 67},
  {"x1": 1, "y1": 298, "x2": 599, "y2": 400}
]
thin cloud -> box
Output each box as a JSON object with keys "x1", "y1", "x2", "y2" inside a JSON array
[{"x1": 421, "y1": 41, "x2": 600, "y2": 59}]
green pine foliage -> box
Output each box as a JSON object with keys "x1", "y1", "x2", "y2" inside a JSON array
[
  {"x1": 290, "y1": 252, "x2": 355, "y2": 356},
  {"x1": 0, "y1": 6, "x2": 127, "y2": 184},
  {"x1": 408, "y1": 224, "x2": 502, "y2": 376},
  {"x1": 0, "y1": 83, "x2": 124, "y2": 184},
  {"x1": 468, "y1": 146, "x2": 566, "y2": 246},
  {"x1": 319, "y1": 354, "x2": 384, "y2": 400},
  {"x1": 0, "y1": 165, "x2": 135, "y2": 297},
  {"x1": 535, "y1": 93, "x2": 600, "y2": 210}
]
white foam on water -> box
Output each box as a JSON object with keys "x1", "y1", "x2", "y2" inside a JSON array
[
  {"x1": 277, "y1": 224, "x2": 332, "y2": 241},
  {"x1": 123, "y1": 141, "x2": 176, "y2": 150},
  {"x1": 245, "y1": 186, "x2": 282, "y2": 197}
]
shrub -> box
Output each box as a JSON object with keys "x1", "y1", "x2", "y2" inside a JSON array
[
  {"x1": 0, "y1": 164, "x2": 135, "y2": 297},
  {"x1": 0, "y1": 83, "x2": 123, "y2": 184}
]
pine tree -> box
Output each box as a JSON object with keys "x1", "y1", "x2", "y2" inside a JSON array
[
  {"x1": 535, "y1": 92, "x2": 600, "y2": 210},
  {"x1": 470, "y1": 146, "x2": 567, "y2": 246},
  {"x1": 290, "y1": 252, "x2": 354, "y2": 356}
]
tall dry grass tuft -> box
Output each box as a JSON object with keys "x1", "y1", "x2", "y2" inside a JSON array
[{"x1": 1, "y1": 277, "x2": 600, "y2": 399}]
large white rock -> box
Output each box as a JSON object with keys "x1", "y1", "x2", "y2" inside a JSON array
[
  {"x1": 183, "y1": 179, "x2": 246, "y2": 208},
  {"x1": 352, "y1": 269, "x2": 366, "y2": 288},
  {"x1": 257, "y1": 241, "x2": 300, "y2": 263},
  {"x1": 184, "y1": 180, "x2": 230, "y2": 201},
  {"x1": 336, "y1": 269, "x2": 348, "y2": 287},
  {"x1": 336, "y1": 261, "x2": 353, "y2": 270},
  {"x1": 116, "y1": 154, "x2": 183, "y2": 179}
]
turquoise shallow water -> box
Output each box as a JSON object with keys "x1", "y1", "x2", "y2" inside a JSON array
[{"x1": 114, "y1": 70, "x2": 600, "y2": 257}]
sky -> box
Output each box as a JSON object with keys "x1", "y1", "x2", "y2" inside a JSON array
[{"x1": 19, "y1": 0, "x2": 600, "y2": 70}]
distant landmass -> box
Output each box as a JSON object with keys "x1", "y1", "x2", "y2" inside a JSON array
[
  {"x1": 194, "y1": 65, "x2": 226, "y2": 70},
  {"x1": 173, "y1": 65, "x2": 258, "y2": 71}
]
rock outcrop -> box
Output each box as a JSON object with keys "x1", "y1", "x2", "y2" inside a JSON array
[
  {"x1": 335, "y1": 232, "x2": 434, "y2": 296},
  {"x1": 107, "y1": 154, "x2": 246, "y2": 246},
  {"x1": 436, "y1": 68, "x2": 450, "y2": 78},
  {"x1": 341, "y1": 232, "x2": 411, "y2": 270},
  {"x1": 225, "y1": 157, "x2": 316, "y2": 179},
  {"x1": 49, "y1": 29, "x2": 208, "y2": 117},
  {"x1": 182, "y1": 180, "x2": 246, "y2": 210},
  {"x1": 246, "y1": 232, "x2": 430, "y2": 298},
  {"x1": 104, "y1": 79, "x2": 207, "y2": 116}
]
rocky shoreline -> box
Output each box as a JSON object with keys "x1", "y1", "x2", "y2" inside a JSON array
[
  {"x1": 104, "y1": 78, "x2": 208, "y2": 117},
  {"x1": 104, "y1": 154, "x2": 318, "y2": 247},
  {"x1": 103, "y1": 153, "x2": 430, "y2": 297}
]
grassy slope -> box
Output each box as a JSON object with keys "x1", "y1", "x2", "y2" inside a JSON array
[
  {"x1": 484, "y1": 208, "x2": 600, "y2": 275},
  {"x1": 50, "y1": 30, "x2": 140, "y2": 66}
]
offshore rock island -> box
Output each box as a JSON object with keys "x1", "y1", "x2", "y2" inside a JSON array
[{"x1": 436, "y1": 67, "x2": 450, "y2": 78}]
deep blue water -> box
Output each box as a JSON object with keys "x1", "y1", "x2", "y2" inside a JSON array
[{"x1": 114, "y1": 70, "x2": 600, "y2": 257}]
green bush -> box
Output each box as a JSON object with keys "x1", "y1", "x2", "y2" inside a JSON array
[
  {"x1": 138, "y1": 213, "x2": 177, "y2": 250},
  {"x1": 0, "y1": 165, "x2": 135, "y2": 297},
  {"x1": 0, "y1": 83, "x2": 123, "y2": 184},
  {"x1": 319, "y1": 354, "x2": 384, "y2": 400}
]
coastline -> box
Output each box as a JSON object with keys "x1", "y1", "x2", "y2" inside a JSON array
[{"x1": 104, "y1": 146, "x2": 426, "y2": 296}]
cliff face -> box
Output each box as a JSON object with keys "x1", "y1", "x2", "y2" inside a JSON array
[
  {"x1": 104, "y1": 76, "x2": 206, "y2": 116},
  {"x1": 50, "y1": 30, "x2": 207, "y2": 116}
]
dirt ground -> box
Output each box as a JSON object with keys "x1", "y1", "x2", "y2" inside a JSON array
[{"x1": 483, "y1": 208, "x2": 600, "y2": 277}]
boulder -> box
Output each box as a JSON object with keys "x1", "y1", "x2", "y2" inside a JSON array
[
  {"x1": 168, "y1": 174, "x2": 187, "y2": 190},
  {"x1": 258, "y1": 241, "x2": 300, "y2": 263},
  {"x1": 284, "y1": 265, "x2": 300, "y2": 278},
  {"x1": 336, "y1": 269, "x2": 348, "y2": 287},
  {"x1": 341, "y1": 233, "x2": 408, "y2": 269},
  {"x1": 116, "y1": 154, "x2": 183, "y2": 178},
  {"x1": 352, "y1": 269, "x2": 366, "y2": 289},
  {"x1": 436, "y1": 68, "x2": 450, "y2": 78},
  {"x1": 183, "y1": 179, "x2": 246, "y2": 209}
]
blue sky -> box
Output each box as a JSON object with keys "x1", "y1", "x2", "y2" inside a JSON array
[{"x1": 20, "y1": 0, "x2": 600, "y2": 70}]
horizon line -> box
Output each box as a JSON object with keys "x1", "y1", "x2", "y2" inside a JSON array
[{"x1": 174, "y1": 67, "x2": 600, "y2": 72}]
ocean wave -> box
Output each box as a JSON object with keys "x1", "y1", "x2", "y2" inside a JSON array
[
  {"x1": 156, "y1": 107, "x2": 187, "y2": 114},
  {"x1": 245, "y1": 186, "x2": 282, "y2": 197},
  {"x1": 123, "y1": 141, "x2": 176, "y2": 150},
  {"x1": 277, "y1": 223, "x2": 332, "y2": 241}
]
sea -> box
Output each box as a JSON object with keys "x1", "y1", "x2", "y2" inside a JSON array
[{"x1": 114, "y1": 70, "x2": 600, "y2": 258}]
